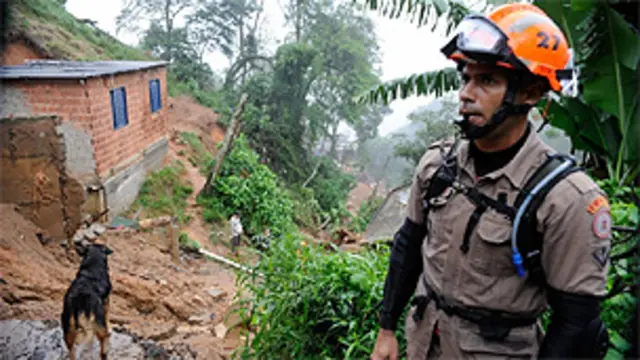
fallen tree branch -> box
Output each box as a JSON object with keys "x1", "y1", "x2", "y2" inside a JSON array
[
  {"x1": 201, "y1": 93, "x2": 248, "y2": 197},
  {"x1": 198, "y1": 248, "x2": 263, "y2": 277}
]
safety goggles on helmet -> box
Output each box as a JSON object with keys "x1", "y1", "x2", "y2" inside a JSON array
[{"x1": 441, "y1": 15, "x2": 526, "y2": 70}]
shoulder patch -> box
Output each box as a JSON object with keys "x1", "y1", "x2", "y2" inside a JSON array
[
  {"x1": 587, "y1": 195, "x2": 610, "y2": 214},
  {"x1": 592, "y1": 209, "x2": 612, "y2": 240}
]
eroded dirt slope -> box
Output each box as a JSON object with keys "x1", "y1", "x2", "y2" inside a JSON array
[{"x1": 0, "y1": 203, "x2": 244, "y2": 358}]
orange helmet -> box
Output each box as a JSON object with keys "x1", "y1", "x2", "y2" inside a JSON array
[{"x1": 441, "y1": 3, "x2": 578, "y2": 96}]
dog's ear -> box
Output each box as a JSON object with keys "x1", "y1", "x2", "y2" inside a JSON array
[{"x1": 75, "y1": 243, "x2": 88, "y2": 257}]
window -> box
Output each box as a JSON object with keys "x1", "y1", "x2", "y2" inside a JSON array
[
  {"x1": 110, "y1": 87, "x2": 129, "y2": 130},
  {"x1": 149, "y1": 79, "x2": 162, "y2": 113}
]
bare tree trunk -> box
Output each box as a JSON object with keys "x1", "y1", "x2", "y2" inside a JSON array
[
  {"x1": 201, "y1": 93, "x2": 249, "y2": 197},
  {"x1": 302, "y1": 161, "x2": 321, "y2": 188},
  {"x1": 165, "y1": 0, "x2": 173, "y2": 61},
  {"x1": 295, "y1": 0, "x2": 302, "y2": 42}
]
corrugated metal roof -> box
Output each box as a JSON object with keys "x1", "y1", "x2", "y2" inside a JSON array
[{"x1": 0, "y1": 60, "x2": 168, "y2": 80}]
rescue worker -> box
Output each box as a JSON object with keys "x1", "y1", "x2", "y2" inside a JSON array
[{"x1": 371, "y1": 3, "x2": 611, "y2": 359}]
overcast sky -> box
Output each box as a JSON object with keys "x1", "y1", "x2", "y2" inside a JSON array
[{"x1": 65, "y1": 0, "x2": 457, "y2": 137}]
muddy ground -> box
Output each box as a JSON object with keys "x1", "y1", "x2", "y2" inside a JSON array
[
  {"x1": 0, "y1": 96, "x2": 247, "y2": 359},
  {"x1": 0, "y1": 202, "x2": 246, "y2": 359}
]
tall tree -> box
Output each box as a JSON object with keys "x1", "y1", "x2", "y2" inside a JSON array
[
  {"x1": 304, "y1": 3, "x2": 386, "y2": 159},
  {"x1": 116, "y1": 0, "x2": 194, "y2": 62}
]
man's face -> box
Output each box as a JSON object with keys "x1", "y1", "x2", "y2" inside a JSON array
[{"x1": 458, "y1": 63, "x2": 510, "y2": 127}]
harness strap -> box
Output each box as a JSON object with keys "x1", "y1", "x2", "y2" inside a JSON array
[
  {"x1": 460, "y1": 205, "x2": 486, "y2": 253},
  {"x1": 412, "y1": 277, "x2": 539, "y2": 340}
]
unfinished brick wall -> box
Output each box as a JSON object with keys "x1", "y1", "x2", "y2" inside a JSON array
[
  {"x1": 0, "y1": 116, "x2": 85, "y2": 242},
  {"x1": 87, "y1": 66, "x2": 169, "y2": 177},
  {"x1": 1, "y1": 66, "x2": 169, "y2": 178}
]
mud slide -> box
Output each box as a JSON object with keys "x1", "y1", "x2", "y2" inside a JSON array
[{"x1": 0, "y1": 204, "x2": 241, "y2": 359}]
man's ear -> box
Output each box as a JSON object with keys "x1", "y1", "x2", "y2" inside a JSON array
[{"x1": 520, "y1": 79, "x2": 548, "y2": 106}]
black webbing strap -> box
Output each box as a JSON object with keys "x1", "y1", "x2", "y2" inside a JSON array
[{"x1": 412, "y1": 277, "x2": 539, "y2": 340}]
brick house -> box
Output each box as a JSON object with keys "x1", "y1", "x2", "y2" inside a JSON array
[{"x1": 0, "y1": 60, "x2": 169, "y2": 240}]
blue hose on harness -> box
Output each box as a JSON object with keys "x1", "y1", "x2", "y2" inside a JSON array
[{"x1": 511, "y1": 157, "x2": 576, "y2": 277}]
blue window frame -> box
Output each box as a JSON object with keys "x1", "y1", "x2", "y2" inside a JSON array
[
  {"x1": 149, "y1": 79, "x2": 162, "y2": 113},
  {"x1": 110, "y1": 87, "x2": 129, "y2": 130}
]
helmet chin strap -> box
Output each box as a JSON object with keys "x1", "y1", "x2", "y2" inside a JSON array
[{"x1": 455, "y1": 76, "x2": 533, "y2": 140}]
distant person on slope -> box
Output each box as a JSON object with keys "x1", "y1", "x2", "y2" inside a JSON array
[{"x1": 229, "y1": 213, "x2": 243, "y2": 256}]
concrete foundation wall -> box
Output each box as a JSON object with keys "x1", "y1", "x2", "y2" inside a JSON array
[{"x1": 103, "y1": 137, "x2": 169, "y2": 218}]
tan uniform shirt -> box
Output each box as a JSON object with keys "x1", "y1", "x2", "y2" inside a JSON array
[{"x1": 403, "y1": 127, "x2": 611, "y2": 359}]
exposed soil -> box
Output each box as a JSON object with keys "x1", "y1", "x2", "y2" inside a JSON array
[
  {"x1": 167, "y1": 96, "x2": 226, "y2": 154},
  {"x1": 0, "y1": 203, "x2": 243, "y2": 359},
  {"x1": 347, "y1": 182, "x2": 374, "y2": 214},
  {"x1": 0, "y1": 97, "x2": 248, "y2": 359}
]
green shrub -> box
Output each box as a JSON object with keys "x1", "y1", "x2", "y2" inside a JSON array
[
  {"x1": 197, "y1": 135, "x2": 296, "y2": 237},
  {"x1": 288, "y1": 185, "x2": 323, "y2": 230},
  {"x1": 308, "y1": 157, "x2": 357, "y2": 214},
  {"x1": 596, "y1": 179, "x2": 639, "y2": 357},
  {"x1": 234, "y1": 234, "x2": 405, "y2": 359}
]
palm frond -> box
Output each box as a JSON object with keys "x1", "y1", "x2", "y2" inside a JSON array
[
  {"x1": 356, "y1": 67, "x2": 460, "y2": 105},
  {"x1": 354, "y1": 0, "x2": 473, "y2": 35}
]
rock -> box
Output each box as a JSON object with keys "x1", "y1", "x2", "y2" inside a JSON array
[
  {"x1": 214, "y1": 323, "x2": 227, "y2": 339},
  {"x1": 158, "y1": 279, "x2": 167, "y2": 286},
  {"x1": 163, "y1": 298, "x2": 191, "y2": 321},
  {"x1": 140, "y1": 339, "x2": 172, "y2": 360},
  {"x1": 177, "y1": 325, "x2": 209, "y2": 335},
  {"x1": 0, "y1": 320, "x2": 144, "y2": 359},
  {"x1": 89, "y1": 223, "x2": 107, "y2": 236},
  {"x1": 147, "y1": 324, "x2": 178, "y2": 342},
  {"x1": 192, "y1": 295, "x2": 206, "y2": 307},
  {"x1": 188, "y1": 312, "x2": 215, "y2": 325},
  {"x1": 207, "y1": 288, "x2": 227, "y2": 300},
  {"x1": 0, "y1": 286, "x2": 20, "y2": 304},
  {"x1": 168, "y1": 264, "x2": 184, "y2": 273}
]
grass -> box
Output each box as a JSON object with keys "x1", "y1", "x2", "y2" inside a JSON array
[
  {"x1": 179, "y1": 232, "x2": 201, "y2": 251},
  {"x1": 180, "y1": 132, "x2": 214, "y2": 174},
  {"x1": 127, "y1": 160, "x2": 194, "y2": 225},
  {"x1": 12, "y1": 0, "x2": 151, "y2": 61}
]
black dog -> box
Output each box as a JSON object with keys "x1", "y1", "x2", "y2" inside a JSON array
[{"x1": 61, "y1": 243, "x2": 113, "y2": 360}]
